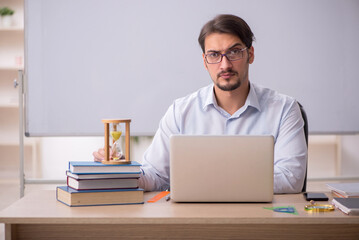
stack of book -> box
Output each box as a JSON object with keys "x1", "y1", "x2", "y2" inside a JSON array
[
  {"x1": 326, "y1": 182, "x2": 359, "y2": 198},
  {"x1": 327, "y1": 182, "x2": 359, "y2": 215},
  {"x1": 332, "y1": 198, "x2": 359, "y2": 215},
  {"x1": 57, "y1": 161, "x2": 144, "y2": 207}
]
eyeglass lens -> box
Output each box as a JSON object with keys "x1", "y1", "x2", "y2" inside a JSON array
[{"x1": 206, "y1": 48, "x2": 246, "y2": 64}]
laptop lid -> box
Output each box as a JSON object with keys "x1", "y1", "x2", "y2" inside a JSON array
[{"x1": 170, "y1": 135, "x2": 274, "y2": 202}]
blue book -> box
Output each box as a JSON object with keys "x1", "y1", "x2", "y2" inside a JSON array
[
  {"x1": 68, "y1": 161, "x2": 141, "y2": 174},
  {"x1": 56, "y1": 186, "x2": 144, "y2": 207},
  {"x1": 66, "y1": 170, "x2": 141, "y2": 179}
]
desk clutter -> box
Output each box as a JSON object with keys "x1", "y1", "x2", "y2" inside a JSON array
[
  {"x1": 263, "y1": 206, "x2": 298, "y2": 215},
  {"x1": 304, "y1": 200, "x2": 335, "y2": 212},
  {"x1": 327, "y1": 182, "x2": 359, "y2": 215},
  {"x1": 56, "y1": 161, "x2": 144, "y2": 207},
  {"x1": 332, "y1": 198, "x2": 359, "y2": 216},
  {"x1": 326, "y1": 182, "x2": 359, "y2": 198}
]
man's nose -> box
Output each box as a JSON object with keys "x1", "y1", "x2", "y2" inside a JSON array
[{"x1": 220, "y1": 55, "x2": 233, "y2": 71}]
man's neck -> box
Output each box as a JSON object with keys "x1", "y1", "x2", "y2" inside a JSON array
[{"x1": 214, "y1": 81, "x2": 250, "y2": 116}]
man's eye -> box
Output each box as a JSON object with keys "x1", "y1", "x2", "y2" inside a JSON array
[
  {"x1": 228, "y1": 49, "x2": 241, "y2": 55},
  {"x1": 208, "y1": 52, "x2": 220, "y2": 58}
]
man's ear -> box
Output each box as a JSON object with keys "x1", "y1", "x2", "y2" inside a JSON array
[
  {"x1": 248, "y1": 46, "x2": 254, "y2": 64},
  {"x1": 203, "y1": 53, "x2": 209, "y2": 70}
]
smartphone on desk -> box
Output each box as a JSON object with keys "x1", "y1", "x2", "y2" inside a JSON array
[{"x1": 303, "y1": 192, "x2": 329, "y2": 201}]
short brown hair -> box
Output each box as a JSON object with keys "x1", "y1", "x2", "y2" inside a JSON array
[{"x1": 198, "y1": 14, "x2": 255, "y2": 53}]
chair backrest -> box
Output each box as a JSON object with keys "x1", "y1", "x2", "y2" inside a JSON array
[{"x1": 298, "y1": 102, "x2": 308, "y2": 192}]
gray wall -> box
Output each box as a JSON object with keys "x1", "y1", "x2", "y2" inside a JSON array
[{"x1": 25, "y1": 0, "x2": 359, "y2": 136}]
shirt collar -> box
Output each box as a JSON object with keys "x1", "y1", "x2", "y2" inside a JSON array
[
  {"x1": 202, "y1": 84, "x2": 217, "y2": 110},
  {"x1": 245, "y1": 82, "x2": 261, "y2": 112},
  {"x1": 202, "y1": 82, "x2": 262, "y2": 112}
]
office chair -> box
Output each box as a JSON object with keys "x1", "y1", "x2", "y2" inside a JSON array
[{"x1": 298, "y1": 102, "x2": 308, "y2": 192}]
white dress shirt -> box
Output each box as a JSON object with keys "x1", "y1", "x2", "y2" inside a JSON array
[{"x1": 138, "y1": 82, "x2": 307, "y2": 193}]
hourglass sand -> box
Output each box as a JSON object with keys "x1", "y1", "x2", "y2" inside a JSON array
[
  {"x1": 102, "y1": 119, "x2": 131, "y2": 164},
  {"x1": 111, "y1": 124, "x2": 123, "y2": 160}
]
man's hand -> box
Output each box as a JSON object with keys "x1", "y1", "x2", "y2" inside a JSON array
[{"x1": 93, "y1": 147, "x2": 114, "y2": 162}]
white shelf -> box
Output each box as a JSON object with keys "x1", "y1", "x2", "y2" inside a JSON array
[
  {"x1": 0, "y1": 66, "x2": 23, "y2": 71},
  {"x1": 0, "y1": 1, "x2": 23, "y2": 149},
  {"x1": 0, "y1": 103, "x2": 18, "y2": 108},
  {"x1": 0, "y1": 0, "x2": 38, "y2": 181},
  {"x1": 0, "y1": 141, "x2": 35, "y2": 147},
  {"x1": 0, "y1": 98, "x2": 18, "y2": 107},
  {"x1": 0, "y1": 138, "x2": 37, "y2": 147},
  {"x1": 0, "y1": 27, "x2": 23, "y2": 32}
]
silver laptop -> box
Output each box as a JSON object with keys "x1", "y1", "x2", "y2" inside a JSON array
[{"x1": 170, "y1": 135, "x2": 274, "y2": 202}]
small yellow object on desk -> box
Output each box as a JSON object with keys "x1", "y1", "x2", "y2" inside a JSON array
[{"x1": 305, "y1": 200, "x2": 335, "y2": 212}]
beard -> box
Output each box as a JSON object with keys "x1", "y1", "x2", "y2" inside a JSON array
[{"x1": 215, "y1": 70, "x2": 241, "y2": 91}]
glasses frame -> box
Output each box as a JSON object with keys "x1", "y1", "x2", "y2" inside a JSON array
[{"x1": 205, "y1": 47, "x2": 248, "y2": 64}]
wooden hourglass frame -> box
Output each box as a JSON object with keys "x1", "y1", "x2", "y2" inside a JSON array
[{"x1": 102, "y1": 119, "x2": 131, "y2": 164}]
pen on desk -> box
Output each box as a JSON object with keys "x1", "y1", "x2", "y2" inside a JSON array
[
  {"x1": 165, "y1": 188, "x2": 171, "y2": 201},
  {"x1": 166, "y1": 194, "x2": 171, "y2": 201}
]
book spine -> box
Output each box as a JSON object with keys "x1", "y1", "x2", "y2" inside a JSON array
[
  {"x1": 67, "y1": 175, "x2": 140, "y2": 181},
  {"x1": 332, "y1": 190, "x2": 346, "y2": 198},
  {"x1": 68, "y1": 186, "x2": 139, "y2": 191},
  {"x1": 66, "y1": 177, "x2": 139, "y2": 191},
  {"x1": 65, "y1": 202, "x2": 145, "y2": 207}
]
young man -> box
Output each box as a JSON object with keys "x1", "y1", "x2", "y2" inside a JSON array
[{"x1": 94, "y1": 14, "x2": 307, "y2": 194}]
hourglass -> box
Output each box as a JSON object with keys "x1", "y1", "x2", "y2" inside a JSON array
[{"x1": 102, "y1": 119, "x2": 131, "y2": 164}]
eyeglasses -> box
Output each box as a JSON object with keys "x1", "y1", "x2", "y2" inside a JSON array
[{"x1": 204, "y1": 47, "x2": 247, "y2": 64}]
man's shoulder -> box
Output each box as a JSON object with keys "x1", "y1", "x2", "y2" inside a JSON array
[{"x1": 252, "y1": 83, "x2": 296, "y2": 106}]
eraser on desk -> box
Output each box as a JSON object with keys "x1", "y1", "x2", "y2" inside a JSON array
[{"x1": 147, "y1": 191, "x2": 170, "y2": 203}]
